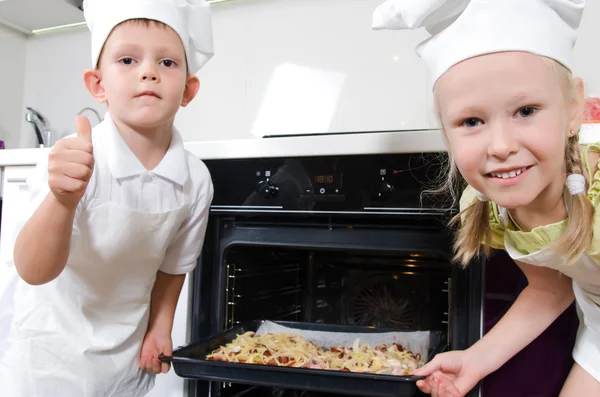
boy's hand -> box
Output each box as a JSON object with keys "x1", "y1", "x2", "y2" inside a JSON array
[
  {"x1": 139, "y1": 329, "x2": 173, "y2": 374},
  {"x1": 47, "y1": 115, "x2": 94, "y2": 209}
]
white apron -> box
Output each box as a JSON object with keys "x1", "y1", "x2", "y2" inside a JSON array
[
  {"x1": 0, "y1": 140, "x2": 190, "y2": 397},
  {"x1": 499, "y1": 205, "x2": 600, "y2": 382}
]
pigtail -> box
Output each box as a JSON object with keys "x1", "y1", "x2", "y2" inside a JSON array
[
  {"x1": 426, "y1": 155, "x2": 491, "y2": 268},
  {"x1": 450, "y1": 199, "x2": 491, "y2": 268},
  {"x1": 553, "y1": 136, "x2": 594, "y2": 265}
]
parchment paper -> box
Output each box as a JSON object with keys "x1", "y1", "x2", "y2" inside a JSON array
[{"x1": 255, "y1": 321, "x2": 434, "y2": 362}]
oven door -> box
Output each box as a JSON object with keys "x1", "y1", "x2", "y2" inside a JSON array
[{"x1": 188, "y1": 214, "x2": 483, "y2": 397}]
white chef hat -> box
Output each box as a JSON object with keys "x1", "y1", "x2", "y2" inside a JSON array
[
  {"x1": 84, "y1": 0, "x2": 214, "y2": 74},
  {"x1": 372, "y1": 0, "x2": 585, "y2": 90}
]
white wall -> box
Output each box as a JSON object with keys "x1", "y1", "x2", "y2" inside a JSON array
[
  {"x1": 19, "y1": 26, "x2": 99, "y2": 148},
  {"x1": 0, "y1": 23, "x2": 26, "y2": 149},
  {"x1": 19, "y1": 0, "x2": 433, "y2": 146},
  {"x1": 13, "y1": 0, "x2": 600, "y2": 147},
  {"x1": 572, "y1": 1, "x2": 600, "y2": 98}
]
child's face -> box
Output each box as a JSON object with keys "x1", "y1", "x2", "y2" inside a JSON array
[
  {"x1": 436, "y1": 51, "x2": 580, "y2": 210},
  {"x1": 94, "y1": 21, "x2": 195, "y2": 129}
]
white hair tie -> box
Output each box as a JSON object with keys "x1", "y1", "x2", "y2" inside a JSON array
[
  {"x1": 566, "y1": 174, "x2": 586, "y2": 196},
  {"x1": 474, "y1": 189, "x2": 489, "y2": 202}
]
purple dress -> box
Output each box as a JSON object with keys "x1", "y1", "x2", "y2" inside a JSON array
[{"x1": 482, "y1": 251, "x2": 578, "y2": 397}]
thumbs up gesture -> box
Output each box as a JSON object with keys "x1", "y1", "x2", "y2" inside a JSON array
[{"x1": 48, "y1": 115, "x2": 95, "y2": 209}]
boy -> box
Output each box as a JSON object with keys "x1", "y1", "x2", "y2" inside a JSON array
[{"x1": 0, "y1": 0, "x2": 214, "y2": 395}]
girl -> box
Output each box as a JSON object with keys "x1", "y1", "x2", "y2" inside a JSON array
[{"x1": 373, "y1": 0, "x2": 600, "y2": 396}]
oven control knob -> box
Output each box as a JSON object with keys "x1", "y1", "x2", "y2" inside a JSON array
[
  {"x1": 256, "y1": 180, "x2": 280, "y2": 199},
  {"x1": 374, "y1": 181, "x2": 394, "y2": 200}
]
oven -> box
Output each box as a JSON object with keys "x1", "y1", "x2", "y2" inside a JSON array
[{"x1": 186, "y1": 151, "x2": 483, "y2": 397}]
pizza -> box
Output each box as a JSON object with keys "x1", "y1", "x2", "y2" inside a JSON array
[{"x1": 206, "y1": 331, "x2": 423, "y2": 376}]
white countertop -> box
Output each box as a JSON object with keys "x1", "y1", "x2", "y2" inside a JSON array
[
  {"x1": 187, "y1": 129, "x2": 446, "y2": 159},
  {"x1": 0, "y1": 148, "x2": 50, "y2": 166},
  {"x1": 4, "y1": 125, "x2": 600, "y2": 168},
  {"x1": 0, "y1": 130, "x2": 447, "y2": 167}
]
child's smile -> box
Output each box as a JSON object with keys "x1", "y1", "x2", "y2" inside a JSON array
[{"x1": 486, "y1": 165, "x2": 533, "y2": 186}]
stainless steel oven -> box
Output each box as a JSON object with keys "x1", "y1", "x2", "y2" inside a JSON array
[
  {"x1": 186, "y1": 151, "x2": 483, "y2": 397},
  {"x1": 169, "y1": 131, "x2": 580, "y2": 397}
]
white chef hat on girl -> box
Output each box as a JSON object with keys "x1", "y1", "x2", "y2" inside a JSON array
[
  {"x1": 372, "y1": 0, "x2": 585, "y2": 90},
  {"x1": 84, "y1": 0, "x2": 214, "y2": 74}
]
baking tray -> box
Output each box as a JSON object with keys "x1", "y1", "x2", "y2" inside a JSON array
[{"x1": 160, "y1": 320, "x2": 447, "y2": 397}]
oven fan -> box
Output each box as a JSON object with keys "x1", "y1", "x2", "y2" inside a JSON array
[{"x1": 345, "y1": 275, "x2": 415, "y2": 329}]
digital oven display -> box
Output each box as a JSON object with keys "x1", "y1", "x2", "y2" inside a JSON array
[
  {"x1": 312, "y1": 172, "x2": 342, "y2": 192},
  {"x1": 314, "y1": 175, "x2": 335, "y2": 184}
]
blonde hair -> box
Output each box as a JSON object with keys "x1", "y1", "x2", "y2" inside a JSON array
[{"x1": 439, "y1": 59, "x2": 593, "y2": 267}]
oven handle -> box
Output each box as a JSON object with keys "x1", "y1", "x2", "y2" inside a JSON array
[{"x1": 158, "y1": 354, "x2": 172, "y2": 363}]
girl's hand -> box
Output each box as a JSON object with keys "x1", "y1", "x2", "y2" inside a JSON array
[
  {"x1": 139, "y1": 329, "x2": 173, "y2": 374},
  {"x1": 414, "y1": 350, "x2": 484, "y2": 397}
]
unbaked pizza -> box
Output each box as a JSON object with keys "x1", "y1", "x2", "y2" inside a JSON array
[{"x1": 206, "y1": 331, "x2": 422, "y2": 376}]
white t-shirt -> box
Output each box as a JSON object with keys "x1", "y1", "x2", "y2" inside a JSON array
[{"x1": 11, "y1": 114, "x2": 214, "y2": 274}]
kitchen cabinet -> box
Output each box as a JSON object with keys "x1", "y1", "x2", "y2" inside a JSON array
[
  {"x1": 0, "y1": 0, "x2": 220, "y2": 35},
  {"x1": 0, "y1": 165, "x2": 36, "y2": 267},
  {"x1": 0, "y1": 166, "x2": 35, "y2": 343},
  {"x1": 0, "y1": 0, "x2": 84, "y2": 34}
]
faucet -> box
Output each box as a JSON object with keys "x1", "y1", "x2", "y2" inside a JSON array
[
  {"x1": 77, "y1": 107, "x2": 103, "y2": 125},
  {"x1": 25, "y1": 107, "x2": 50, "y2": 148}
]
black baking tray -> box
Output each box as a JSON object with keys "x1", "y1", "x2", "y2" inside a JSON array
[{"x1": 160, "y1": 320, "x2": 446, "y2": 397}]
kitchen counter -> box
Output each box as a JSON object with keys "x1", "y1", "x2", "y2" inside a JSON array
[
  {"x1": 3, "y1": 125, "x2": 600, "y2": 167},
  {"x1": 0, "y1": 148, "x2": 50, "y2": 166},
  {"x1": 185, "y1": 129, "x2": 447, "y2": 160},
  {"x1": 0, "y1": 129, "x2": 447, "y2": 166}
]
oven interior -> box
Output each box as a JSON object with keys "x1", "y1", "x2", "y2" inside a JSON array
[
  {"x1": 223, "y1": 245, "x2": 450, "y2": 333},
  {"x1": 219, "y1": 245, "x2": 451, "y2": 397}
]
